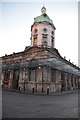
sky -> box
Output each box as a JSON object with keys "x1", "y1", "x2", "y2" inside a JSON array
[{"x1": 0, "y1": 0, "x2": 79, "y2": 66}]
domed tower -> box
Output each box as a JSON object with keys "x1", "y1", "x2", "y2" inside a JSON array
[{"x1": 31, "y1": 6, "x2": 56, "y2": 48}]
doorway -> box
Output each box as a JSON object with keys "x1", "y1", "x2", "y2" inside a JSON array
[{"x1": 12, "y1": 69, "x2": 19, "y2": 90}]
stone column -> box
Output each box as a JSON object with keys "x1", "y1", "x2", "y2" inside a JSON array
[
  {"x1": 19, "y1": 69, "x2": 24, "y2": 90},
  {"x1": 55, "y1": 70, "x2": 61, "y2": 83},
  {"x1": 25, "y1": 68, "x2": 29, "y2": 91},
  {"x1": 68, "y1": 74, "x2": 72, "y2": 90},
  {"x1": 9, "y1": 70, "x2": 13, "y2": 88},
  {"x1": 26, "y1": 68, "x2": 29, "y2": 81},
  {"x1": 76, "y1": 76, "x2": 78, "y2": 89},
  {"x1": 19, "y1": 69, "x2": 22, "y2": 82},
  {"x1": 64, "y1": 73, "x2": 68, "y2": 91},
  {"x1": 47, "y1": 68, "x2": 51, "y2": 82},
  {"x1": 36, "y1": 67, "x2": 42, "y2": 92},
  {"x1": 71, "y1": 75, "x2": 74, "y2": 90},
  {"x1": 42, "y1": 67, "x2": 47, "y2": 82},
  {"x1": 55, "y1": 70, "x2": 61, "y2": 92},
  {"x1": 43, "y1": 67, "x2": 49, "y2": 93},
  {"x1": 76, "y1": 77, "x2": 78, "y2": 89},
  {"x1": 73, "y1": 75, "x2": 76, "y2": 89}
]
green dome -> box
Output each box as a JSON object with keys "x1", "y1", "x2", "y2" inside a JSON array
[{"x1": 34, "y1": 13, "x2": 53, "y2": 25}]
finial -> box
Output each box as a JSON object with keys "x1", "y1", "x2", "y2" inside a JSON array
[{"x1": 41, "y1": 5, "x2": 46, "y2": 14}]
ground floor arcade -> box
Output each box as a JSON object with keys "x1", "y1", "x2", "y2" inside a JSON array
[{"x1": 1, "y1": 65, "x2": 79, "y2": 93}]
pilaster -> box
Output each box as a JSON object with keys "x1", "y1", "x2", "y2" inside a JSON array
[
  {"x1": 55, "y1": 70, "x2": 61, "y2": 92},
  {"x1": 47, "y1": 67, "x2": 51, "y2": 82},
  {"x1": 19, "y1": 69, "x2": 24, "y2": 90},
  {"x1": 42, "y1": 67, "x2": 47, "y2": 82},
  {"x1": 68, "y1": 74, "x2": 72, "y2": 90},
  {"x1": 73, "y1": 75, "x2": 76, "y2": 89},
  {"x1": 9, "y1": 70, "x2": 13, "y2": 88},
  {"x1": 64, "y1": 73, "x2": 68, "y2": 91}
]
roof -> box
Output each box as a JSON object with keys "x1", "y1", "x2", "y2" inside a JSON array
[{"x1": 34, "y1": 13, "x2": 53, "y2": 25}]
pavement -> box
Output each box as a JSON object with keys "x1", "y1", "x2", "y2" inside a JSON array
[
  {"x1": 2, "y1": 87, "x2": 78, "y2": 96},
  {"x1": 2, "y1": 89, "x2": 79, "y2": 118}
]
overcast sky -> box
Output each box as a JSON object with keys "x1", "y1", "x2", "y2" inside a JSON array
[{"x1": 0, "y1": 0, "x2": 79, "y2": 66}]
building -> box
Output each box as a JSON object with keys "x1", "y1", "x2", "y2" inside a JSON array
[{"x1": 0, "y1": 6, "x2": 80, "y2": 93}]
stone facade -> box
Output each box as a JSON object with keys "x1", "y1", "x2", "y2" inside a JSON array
[
  {"x1": 0, "y1": 46, "x2": 80, "y2": 93},
  {"x1": 0, "y1": 6, "x2": 80, "y2": 94}
]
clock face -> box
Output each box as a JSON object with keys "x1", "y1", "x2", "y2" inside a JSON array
[{"x1": 34, "y1": 28, "x2": 38, "y2": 34}]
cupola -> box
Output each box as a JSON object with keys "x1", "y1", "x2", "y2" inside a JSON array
[{"x1": 31, "y1": 6, "x2": 56, "y2": 48}]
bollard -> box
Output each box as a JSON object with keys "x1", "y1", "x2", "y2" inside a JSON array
[
  {"x1": 32, "y1": 86, "x2": 34, "y2": 94},
  {"x1": 61, "y1": 84, "x2": 63, "y2": 93},
  {"x1": 2, "y1": 84, "x2": 3, "y2": 88},
  {"x1": 47, "y1": 87, "x2": 49, "y2": 95},
  {"x1": 18, "y1": 86, "x2": 20, "y2": 91},
  {"x1": 61, "y1": 87, "x2": 62, "y2": 93},
  {"x1": 42, "y1": 87, "x2": 43, "y2": 92}
]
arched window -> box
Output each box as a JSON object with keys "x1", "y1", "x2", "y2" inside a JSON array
[
  {"x1": 51, "y1": 36, "x2": 54, "y2": 47},
  {"x1": 51, "y1": 31, "x2": 54, "y2": 36},
  {"x1": 33, "y1": 36, "x2": 37, "y2": 46},
  {"x1": 34, "y1": 28, "x2": 38, "y2": 34}
]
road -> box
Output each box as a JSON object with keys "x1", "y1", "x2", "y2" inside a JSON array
[{"x1": 2, "y1": 90, "x2": 78, "y2": 118}]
